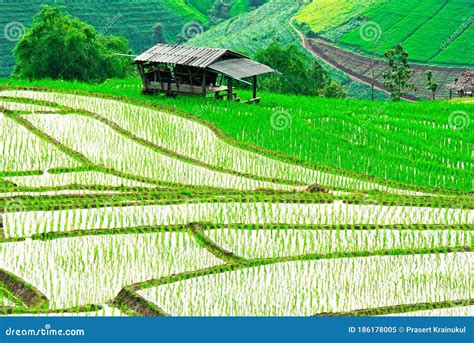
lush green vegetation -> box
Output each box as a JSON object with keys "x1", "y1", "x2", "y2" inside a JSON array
[
  {"x1": 1, "y1": 84, "x2": 471, "y2": 317},
  {"x1": 255, "y1": 44, "x2": 345, "y2": 97},
  {"x1": 295, "y1": 0, "x2": 379, "y2": 34},
  {"x1": 186, "y1": 0, "x2": 385, "y2": 100},
  {"x1": 0, "y1": 0, "x2": 272, "y2": 78},
  {"x1": 329, "y1": 0, "x2": 473, "y2": 66},
  {"x1": 1, "y1": 78, "x2": 470, "y2": 192},
  {"x1": 0, "y1": 0, "x2": 209, "y2": 78},
  {"x1": 12, "y1": 6, "x2": 133, "y2": 82},
  {"x1": 1, "y1": 1, "x2": 472, "y2": 319}
]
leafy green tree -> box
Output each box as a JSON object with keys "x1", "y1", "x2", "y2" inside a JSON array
[
  {"x1": 255, "y1": 43, "x2": 335, "y2": 96},
  {"x1": 382, "y1": 44, "x2": 415, "y2": 101},
  {"x1": 13, "y1": 5, "x2": 134, "y2": 82},
  {"x1": 321, "y1": 81, "x2": 347, "y2": 99},
  {"x1": 425, "y1": 70, "x2": 439, "y2": 100},
  {"x1": 208, "y1": 0, "x2": 231, "y2": 25}
]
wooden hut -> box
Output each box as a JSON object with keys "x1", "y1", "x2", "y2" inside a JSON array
[
  {"x1": 450, "y1": 70, "x2": 474, "y2": 98},
  {"x1": 134, "y1": 44, "x2": 275, "y2": 103}
]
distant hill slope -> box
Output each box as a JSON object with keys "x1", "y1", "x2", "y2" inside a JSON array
[
  {"x1": 296, "y1": 0, "x2": 474, "y2": 67},
  {"x1": 186, "y1": 0, "x2": 300, "y2": 56},
  {"x1": 186, "y1": 0, "x2": 388, "y2": 100},
  {"x1": 0, "y1": 0, "x2": 267, "y2": 78}
]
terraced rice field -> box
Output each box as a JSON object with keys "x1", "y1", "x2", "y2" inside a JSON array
[
  {"x1": 304, "y1": 39, "x2": 465, "y2": 99},
  {"x1": 296, "y1": 0, "x2": 474, "y2": 67},
  {"x1": 0, "y1": 87, "x2": 472, "y2": 316}
]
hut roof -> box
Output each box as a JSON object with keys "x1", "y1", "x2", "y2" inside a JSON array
[
  {"x1": 450, "y1": 70, "x2": 474, "y2": 91},
  {"x1": 134, "y1": 44, "x2": 275, "y2": 79},
  {"x1": 207, "y1": 58, "x2": 275, "y2": 80},
  {"x1": 134, "y1": 44, "x2": 246, "y2": 68}
]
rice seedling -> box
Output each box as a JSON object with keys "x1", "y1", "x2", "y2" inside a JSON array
[
  {"x1": 0, "y1": 232, "x2": 220, "y2": 309},
  {"x1": 204, "y1": 226, "x2": 473, "y2": 259},
  {"x1": 0, "y1": 190, "x2": 125, "y2": 198},
  {"x1": 0, "y1": 100, "x2": 59, "y2": 113},
  {"x1": 22, "y1": 113, "x2": 298, "y2": 191},
  {"x1": 4, "y1": 201, "x2": 471, "y2": 239},
  {"x1": 0, "y1": 90, "x2": 440, "y2": 195},
  {"x1": 3, "y1": 171, "x2": 157, "y2": 189},
  {"x1": 0, "y1": 112, "x2": 80, "y2": 172},
  {"x1": 137, "y1": 252, "x2": 472, "y2": 316},
  {"x1": 0, "y1": 88, "x2": 471, "y2": 317}
]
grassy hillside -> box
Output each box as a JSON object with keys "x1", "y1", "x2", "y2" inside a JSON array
[
  {"x1": 186, "y1": 0, "x2": 387, "y2": 100},
  {"x1": 187, "y1": 0, "x2": 300, "y2": 56},
  {"x1": 296, "y1": 0, "x2": 474, "y2": 67},
  {"x1": 295, "y1": 0, "x2": 379, "y2": 33},
  {"x1": 2, "y1": 78, "x2": 470, "y2": 192},
  {"x1": 187, "y1": 0, "x2": 268, "y2": 17},
  {"x1": 0, "y1": 0, "x2": 208, "y2": 78},
  {"x1": 0, "y1": 1, "x2": 271, "y2": 79}
]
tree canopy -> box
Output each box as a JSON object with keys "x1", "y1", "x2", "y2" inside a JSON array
[
  {"x1": 383, "y1": 44, "x2": 415, "y2": 101},
  {"x1": 255, "y1": 43, "x2": 345, "y2": 97},
  {"x1": 12, "y1": 5, "x2": 134, "y2": 82}
]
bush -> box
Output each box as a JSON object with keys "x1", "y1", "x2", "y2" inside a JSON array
[
  {"x1": 255, "y1": 43, "x2": 345, "y2": 97},
  {"x1": 12, "y1": 5, "x2": 135, "y2": 82},
  {"x1": 321, "y1": 81, "x2": 347, "y2": 98}
]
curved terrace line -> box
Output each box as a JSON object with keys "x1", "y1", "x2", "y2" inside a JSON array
[
  {"x1": 314, "y1": 298, "x2": 474, "y2": 317},
  {"x1": 116, "y1": 250, "x2": 471, "y2": 316},
  {"x1": 0, "y1": 269, "x2": 49, "y2": 309},
  {"x1": 1, "y1": 86, "x2": 463, "y2": 196},
  {"x1": 4, "y1": 201, "x2": 471, "y2": 239}
]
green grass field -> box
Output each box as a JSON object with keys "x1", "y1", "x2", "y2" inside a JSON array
[{"x1": 296, "y1": 0, "x2": 474, "y2": 66}]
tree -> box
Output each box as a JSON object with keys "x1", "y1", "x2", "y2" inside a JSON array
[
  {"x1": 255, "y1": 43, "x2": 337, "y2": 96},
  {"x1": 382, "y1": 44, "x2": 415, "y2": 101},
  {"x1": 321, "y1": 81, "x2": 347, "y2": 99},
  {"x1": 208, "y1": 0, "x2": 231, "y2": 25},
  {"x1": 425, "y1": 70, "x2": 439, "y2": 100},
  {"x1": 12, "y1": 5, "x2": 134, "y2": 82}
]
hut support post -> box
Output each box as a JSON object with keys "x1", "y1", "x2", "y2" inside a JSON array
[
  {"x1": 253, "y1": 75, "x2": 257, "y2": 99},
  {"x1": 156, "y1": 65, "x2": 164, "y2": 91},
  {"x1": 227, "y1": 77, "x2": 233, "y2": 101},
  {"x1": 137, "y1": 63, "x2": 147, "y2": 89},
  {"x1": 202, "y1": 70, "x2": 207, "y2": 96}
]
